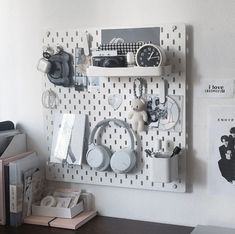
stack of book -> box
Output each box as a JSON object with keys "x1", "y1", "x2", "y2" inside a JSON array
[{"x1": 0, "y1": 121, "x2": 43, "y2": 226}]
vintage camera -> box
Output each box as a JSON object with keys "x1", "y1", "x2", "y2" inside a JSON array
[{"x1": 92, "y1": 55, "x2": 127, "y2": 67}]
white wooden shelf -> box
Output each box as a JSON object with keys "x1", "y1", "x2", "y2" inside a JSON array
[{"x1": 86, "y1": 65, "x2": 172, "y2": 77}]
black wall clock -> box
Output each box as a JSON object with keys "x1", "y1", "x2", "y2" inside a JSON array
[{"x1": 135, "y1": 44, "x2": 166, "y2": 67}]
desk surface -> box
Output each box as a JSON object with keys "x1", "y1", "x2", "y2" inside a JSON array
[{"x1": 0, "y1": 216, "x2": 194, "y2": 234}]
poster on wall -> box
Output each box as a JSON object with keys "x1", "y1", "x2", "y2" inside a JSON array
[{"x1": 209, "y1": 106, "x2": 235, "y2": 194}]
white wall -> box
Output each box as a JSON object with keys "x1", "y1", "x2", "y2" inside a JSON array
[{"x1": 1, "y1": 0, "x2": 235, "y2": 228}]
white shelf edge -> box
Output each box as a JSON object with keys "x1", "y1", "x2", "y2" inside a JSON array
[{"x1": 86, "y1": 65, "x2": 172, "y2": 77}]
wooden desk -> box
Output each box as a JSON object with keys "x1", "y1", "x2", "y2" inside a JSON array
[{"x1": 0, "y1": 216, "x2": 194, "y2": 234}]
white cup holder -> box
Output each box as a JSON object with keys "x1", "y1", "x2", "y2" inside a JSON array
[{"x1": 150, "y1": 153, "x2": 178, "y2": 183}]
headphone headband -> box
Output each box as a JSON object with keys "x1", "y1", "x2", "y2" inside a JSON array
[{"x1": 89, "y1": 119, "x2": 135, "y2": 150}]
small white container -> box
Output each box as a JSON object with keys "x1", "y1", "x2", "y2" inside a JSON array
[
  {"x1": 32, "y1": 200, "x2": 84, "y2": 218},
  {"x1": 150, "y1": 154, "x2": 178, "y2": 183}
]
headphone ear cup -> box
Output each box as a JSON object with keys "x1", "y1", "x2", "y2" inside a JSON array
[
  {"x1": 86, "y1": 145, "x2": 111, "y2": 171},
  {"x1": 110, "y1": 149, "x2": 136, "y2": 174}
]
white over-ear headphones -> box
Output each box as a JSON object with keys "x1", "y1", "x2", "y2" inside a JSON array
[{"x1": 86, "y1": 119, "x2": 136, "y2": 174}]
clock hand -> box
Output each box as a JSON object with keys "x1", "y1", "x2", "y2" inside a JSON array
[
  {"x1": 149, "y1": 56, "x2": 159, "y2": 59},
  {"x1": 147, "y1": 51, "x2": 154, "y2": 61}
]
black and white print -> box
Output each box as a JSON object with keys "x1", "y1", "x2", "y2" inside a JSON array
[
  {"x1": 146, "y1": 95, "x2": 182, "y2": 131},
  {"x1": 209, "y1": 106, "x2": 235, "y2": 194},
  {"x1": 218, "y1": 128, "x2": 235, "y2": 183}
]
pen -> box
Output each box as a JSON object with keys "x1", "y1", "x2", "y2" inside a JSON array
[{"x1": 170, "y1": 146, "x2": 181, "y2": 158}]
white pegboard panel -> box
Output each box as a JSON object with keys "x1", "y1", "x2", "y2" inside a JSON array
[{"x1": 42, "y1": 24, "x2": 187, "y2": 192}]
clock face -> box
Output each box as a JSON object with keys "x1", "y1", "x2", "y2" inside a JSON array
[{"x1": 136, "y1": 44, "x2": 162, "y2": 67}]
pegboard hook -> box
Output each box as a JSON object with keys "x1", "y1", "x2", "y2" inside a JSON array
[{"x1": 172, "y1": 25, "x2": 177, "y2": 32}]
